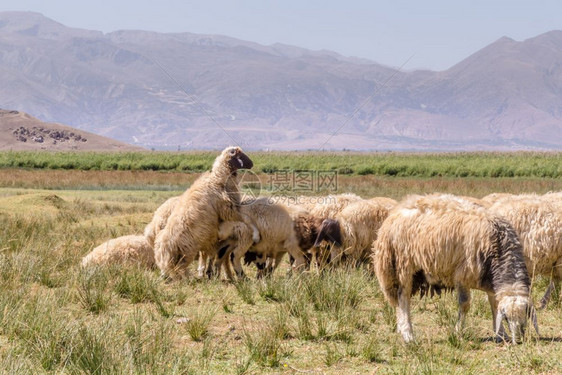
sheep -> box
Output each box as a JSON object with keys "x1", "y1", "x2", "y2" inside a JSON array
[
  {"x1": 143, "y1": 195, "x2": 207, "y2": 278},
  {"x1": 299, "y1": 193, "x2": 363, "y2": 219},
  {"x1": 369, "y1": 196, "x2": 398, "y2": 209},
  {"x1": 372, "y1": 194, "x2": 538, "y2": 343},
  {"x1": 144, "y1": 196, "x2": 180, "y2": 248},
  {"x1": 214, "y1": 197, "x2": 310, "y2": 279},
  {"x1": 481, "y1": 193, "x2": 514, "y2": 204},
  {"x1": 289, "y1": 193, "x2": 363, "y2": 267},
  {"x1": 81, "y1": 235, "x2": 154, "y2": 268},
  {"x1": 488, "y1": 194, "x2": 562, "y2": 308},
  {"x1": 153, "y1": 146, "x2": 253, "y2": 280},
  {"x1": 314, "y1": 198, "x2": 396, "y2": 267}
]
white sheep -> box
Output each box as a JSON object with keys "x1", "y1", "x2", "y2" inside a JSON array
[
  {"x1": 81, "y1": 235, "x2": 154, "y2": 268},
  {"x1": 488, "y1": 194, "x2": 562, "y2": 308},
  {"x1": 372, "y1": 194, "x2": 538, "y2": 343},
  {"x1": 314, "y1": 197, "x2": 396, "y2": 266},
  {"x1": 153, "y1": 146, "x2": 253, "y2": 280},
  {"x1": 215, "y1": 197, "x2": 310, "y2": 279},
  {"x1": 288, "y1": 193, "x2": 363, "y2": 267},
  {"x1": 144, "y1": 196, "x2": 180, "y2": 248}
]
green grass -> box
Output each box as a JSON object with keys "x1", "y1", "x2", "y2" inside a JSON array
[
  {"x1": 1, "y1": 150, "x2": 562, "y2": 177},
  {"x1": 1, "y1": 168, "x2": 562, "y2": 374}
]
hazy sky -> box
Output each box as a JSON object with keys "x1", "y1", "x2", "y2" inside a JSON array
[{"x1": 1, "y1": 0, "x2": 561, "y2": 70}]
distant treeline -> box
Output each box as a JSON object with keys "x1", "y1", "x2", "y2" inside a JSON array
[{"x1": 1, "y1": 151, "x2": 561, "y2": 178}]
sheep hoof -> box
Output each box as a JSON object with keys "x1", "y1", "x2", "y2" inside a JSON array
[{"x1": 493, "y1": 334, "x2": 510, "y2": 343}]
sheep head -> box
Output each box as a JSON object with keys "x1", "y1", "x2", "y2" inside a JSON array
[
  {"x1": 293, "y1": 214, "x2": 324, "y2": 250},
  {"x1": 313, "y1": 218, "x2": 342, "y2": 247},
  {"x1": 495, "y1": 295, "x2": 538, "y2": 343},
  {"x1": 216, "y1": 146, "x2": 253, "y2": 172}
]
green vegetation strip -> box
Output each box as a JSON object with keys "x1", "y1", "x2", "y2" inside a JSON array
[{"x1": 1, "y1": 151, "x2": 561, "y2": 177}]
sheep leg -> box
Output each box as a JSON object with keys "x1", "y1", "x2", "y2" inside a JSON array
[
  {"x1": 197, "y1": 252, "x2": 207, "y2": 278},
  {"x1": 255, "y1": 253, "x2": 268, "y2": 278},
  {"x1": 455, "y1": 285, "x2": 471, "y2": 333},
  {"x1": 539, "y1": 281, "x2": 556, "y2": 309},
  {"x1": 263, "y1": 256, "x2": 274, "y2": 277},
  {"x1": 396, "y1": 286, "x2": 414, "y2": 343},
  {"x1": 539, "y1": 260, "x2": 562, "y2": 309},
  {"x1": 231, "y1": 251, "x2": 248, "y2": 280},
  {"x1": 212, "y1": 241, "x2": 233, "y2": 279},
  {"x1": 154, "y1": 232, "x2": 197, "y2": 280},
  {"x1": 488, "y1": 292, "x2": 509, "y2": 342},
  {"x1": 205, "y1": 255, "x2": 214, "y2": 279},
  {"x1": 222, "y1": 255, "x2": 235, "y2": 281},
  {"x1": 267, "y1": 252, "x2": 286, "y2": 277}
]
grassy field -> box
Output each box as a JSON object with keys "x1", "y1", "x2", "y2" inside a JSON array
[
  {"x1": 1, "y1": 155, "x2": 562, "y2": 374},
  {"x1": 1, "y1": 151, "x2": 562, "y2": 177}
]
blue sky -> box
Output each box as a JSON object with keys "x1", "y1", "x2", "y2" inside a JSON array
[{"x1": 1, "y1": 0, "x2": 561, "y2": 70}]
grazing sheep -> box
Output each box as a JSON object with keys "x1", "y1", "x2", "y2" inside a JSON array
[
  {"x1": 290, "y1": 193, "x2": 363, "y2": 267},
  {"x1": 215, "y1": 198, "x2": 309, "y2": 279},
  {"x1": 144, "y1": 196, "x2": 180, "y2": 248},
  {"x1": 314, "y1": 198, "x2": 396, "y2": 266},
  {"x1": 368, "y1": 196, "x2": 398, "y2": 209},
  {"x1": 373, "y1": 194, "x2": 538, "y2": 343},
  {"x1": 488, "y1": 194, "x2": 562, "y2": 308},
  {"x1": 81, "y1": 235, "x2": 154, "y2": 268},
  {"x1": 300, "y1": 193, "x2": 363, "y2": 219},
  {"x1": 153, "y1": 146, "x2": 253, "y2": 280}
]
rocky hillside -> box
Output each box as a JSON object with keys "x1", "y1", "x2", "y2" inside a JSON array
[
  {"x1": 0, "y1": 109, "x2": 143, "y2": 151},
  {"x1": 1, "y1": 11, "x2": 561, "y2": 150}
]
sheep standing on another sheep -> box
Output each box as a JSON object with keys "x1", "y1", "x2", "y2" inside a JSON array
[
  {"x1": 373, "y1": 194, "x2": 538, "y2": 343},
  {"x1": 153, "y1": 146, "x2": 253, "y2": 280},
  {"x1": 314, "y1": 198, "x2": 396, "y2": 267},
  {"x1": 81, "y1": 235, "x2": 154, "y2": 268},
  {"x1": 488, "y1": 194, "x2": 562, "y2": 308}
]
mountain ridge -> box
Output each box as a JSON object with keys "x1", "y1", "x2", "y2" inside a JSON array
[{"x1": 1, "y1": 11, "x2": 561, "y2": 150}]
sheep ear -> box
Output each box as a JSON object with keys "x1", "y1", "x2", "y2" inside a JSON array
[
  {"x1": 530, "y1": 306, "x2": 539, "y2": 336},
  {"x1": 495, "y1": 309, "x2": 506, "y2": 337}
]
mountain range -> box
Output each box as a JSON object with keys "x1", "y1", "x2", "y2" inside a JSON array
[{"x1": 1, "y1": 11, "x2": 561, "y2": 150}]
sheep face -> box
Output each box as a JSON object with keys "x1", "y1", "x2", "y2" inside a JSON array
[
  {"x1": 313, "y1": 218, "x2": 342, "y2": 247},
  {"x1": 495, "y1": 296, "x2": 538, "y2": 343},
  {"x1": 225, "y1": 146, "x2": 253, "y2": 171}
]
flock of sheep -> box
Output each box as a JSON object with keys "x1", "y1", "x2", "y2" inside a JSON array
[{"x1": 82, "y1": 146, "x2": 562, "y2": 344}]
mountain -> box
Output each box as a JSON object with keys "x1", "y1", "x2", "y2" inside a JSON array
[
  {"x1": 1, "y1": 11, "x2": 561, "y2": 151},
  {"x1": 0, "y1": 109, "x2": 143, "y2": 151}
]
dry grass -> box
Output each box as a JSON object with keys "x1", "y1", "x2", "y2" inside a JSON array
[
  {"x1": 0, "y1": 169, "x2": 199, "y2": 190},
  {"x1": 1, "y1": 169, "x2": 562, "y2": 200},
  {"x1": 1, "y1": 171, "x2": 561, "y2": 374}
]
